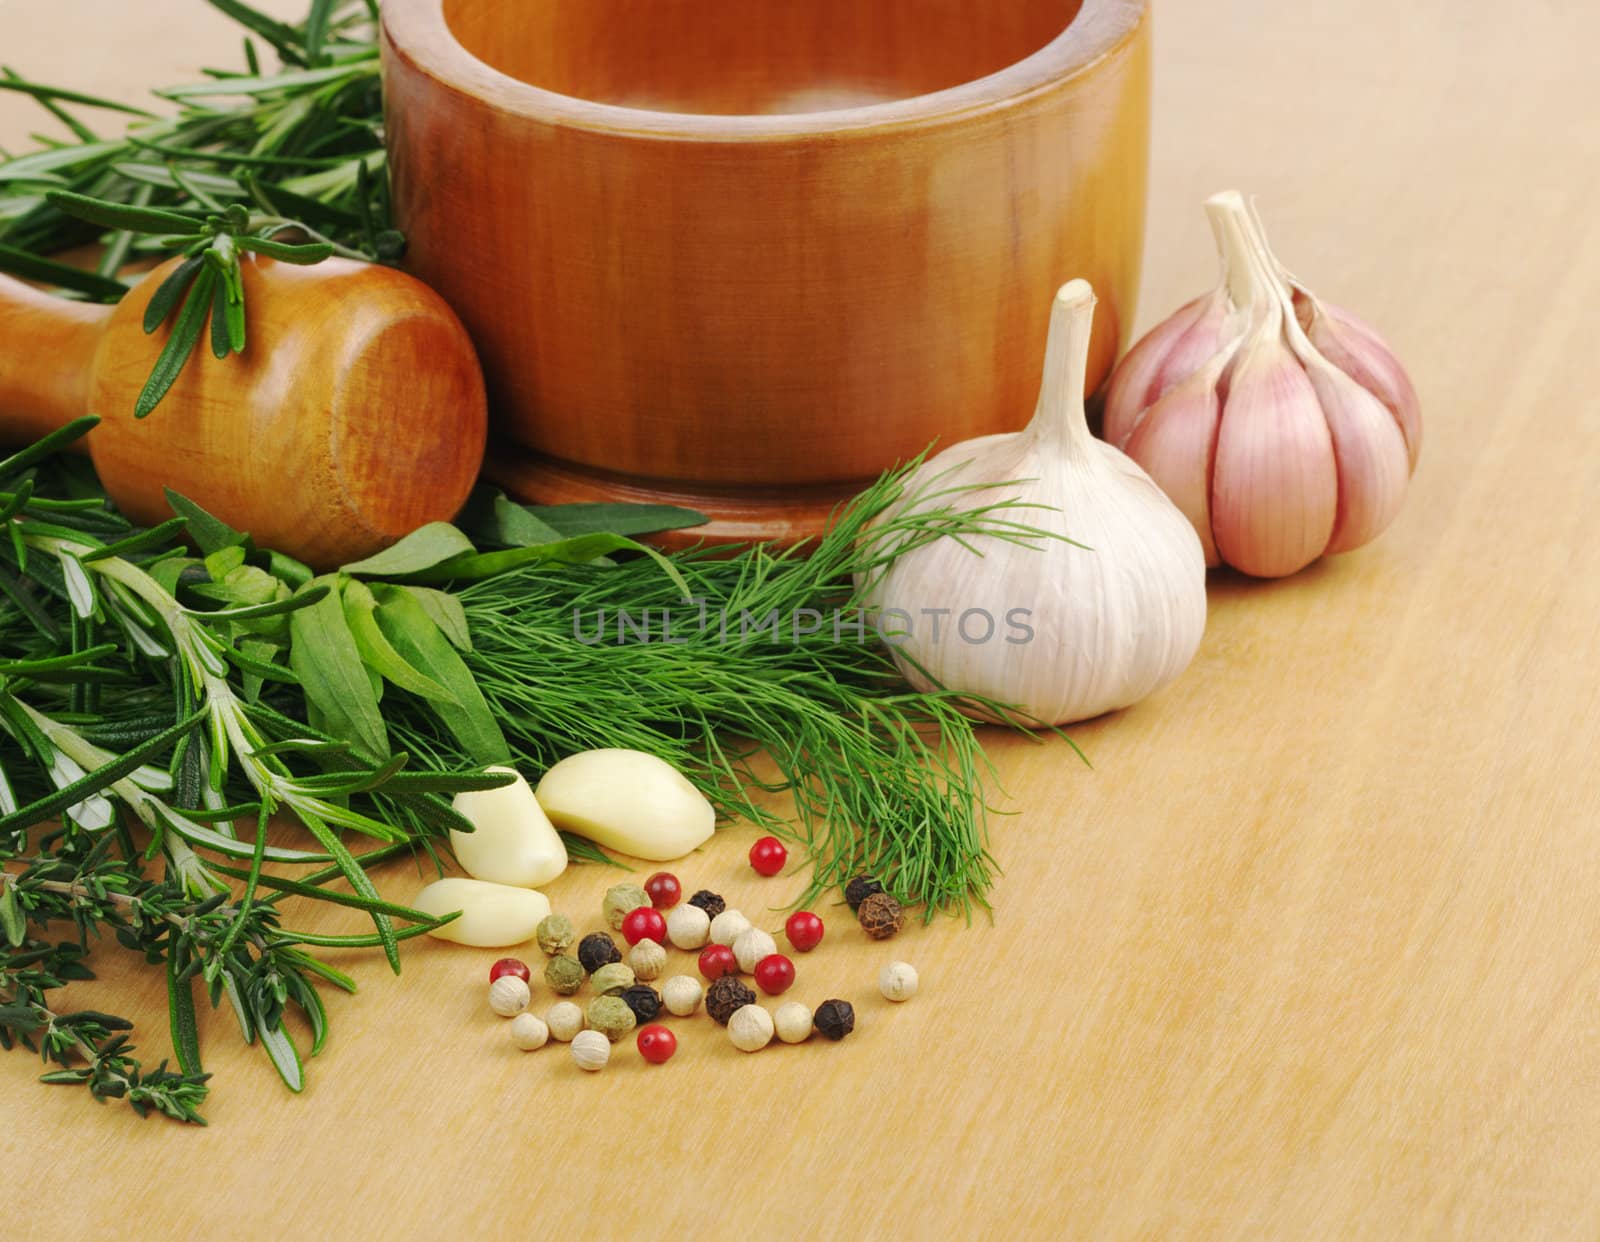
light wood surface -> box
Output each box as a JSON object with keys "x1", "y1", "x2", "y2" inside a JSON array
[
  {"x1": 382, "y1": 0, "x2": 1150, "y2": 542},
  {"x1": 4, "y1": 1, "x2": 1600, "y2": 1238}
]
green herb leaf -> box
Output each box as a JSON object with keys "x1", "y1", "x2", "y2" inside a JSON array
[
  {"x1": 398, "y1": 586, "x2": 472, "y2": 652},
  {"x1": 135, "y1": 264, "x2": 218, "y2": 419},
  {"x1": 341, "y1": 578, "x2": 456, "y2": 705},
  {"x1": 372, "y1": 584, "x2": 508, "y2": 763},
  {"x1": 237, "y1": 235, "x2": 333, "y2": 264},
  {"x1": 44, "y1": 188, "x2": 204, "y2": 236},
  {"x1": 523, "y1": 501, "x2": 711, "y2": 539},
  {"x1": 141, "y1": 255, "x2": 205, "y2": 332},
  {"x1": 287, "y1": 577, "x2": 388, "y2": 762},
  {"x1": 166, "y1": 954, "x2": 203, "y2": 1077},
  {"x1": 341, "y1": 523, "x2": 476, "y2": 577},
  {"x1": 164, "y1": 489, "x2": 250, "y2": 556},
  {"x1": 0, "y1": 885, "x2": 25, "y2": 948},
  {"x1": 0, "y1": 242, "x2": 128, "y2": 302}
]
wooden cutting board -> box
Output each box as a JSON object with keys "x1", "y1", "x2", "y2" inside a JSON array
[{"x1": 4, "y1": 1, "x2": 1599, "y2": 1237}]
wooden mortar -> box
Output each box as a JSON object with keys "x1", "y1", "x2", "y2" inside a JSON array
[{"x1": 382, "y1": 0, "x2": 1151, "y2": 543}]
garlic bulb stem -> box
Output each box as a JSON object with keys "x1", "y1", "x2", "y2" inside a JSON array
[
  {"x1": 1206, "y1": 190, "x2": 1277, "y2": 312},
  {"x1": 1031, "y1": 279, "x2": 1098, "y2": 461}
]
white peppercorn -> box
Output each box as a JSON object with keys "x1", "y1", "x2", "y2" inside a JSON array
[
  {"x1": 546, "y1": 1001, "x2": 585, "y2": 1042},
  {"x1": 709, "y1": 908, "x2": 752, "y2": 946},
  {"x1": 661, "y1": 975, "x2": 704, "y2": 1017},
  {"x1": 727, "y1": 1004, "x2": 775, "y2": 1052},
  {"x1": 665, "y1": 903, "x2": 711, "y2": 950},
  {"x1": 488, "y1": 975, "x2": 531, "y2": 1017},
  {"x1": 879, "y1": 961, "x2": 919, "y2": 1002},
  {"x1": 732, "y1": 927, "x2": 778, "y2": 974},
  {"x1": 628, "y1": 939, "x2": 667, "y2": 981},
  {"x1": 510, "y1": 1012, "x2": 549, "y2": 1050},
  {"x1": 570, "y1": 1029, "x2": 610, "y2": 1071},
  {"x1": 773, "y1": 1001, "x2": 813, "y2": 1044}
]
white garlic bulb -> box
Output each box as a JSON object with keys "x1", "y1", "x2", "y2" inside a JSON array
[
  {"x1": 858, "y1": 280, "x2": 1208, "y2": 725},
  {"x1": 773, "y1": 1001, "x2": 813, "y2": 1044},
  {"x1": 546, "y1": 1001, "x2": 585, "y2": 1042},
  {"x1": 628, "y1": 939, "x2": 667, "y2": 981},
  {"x1": 665, "y1": 903, "x2": 711, "y2": 950},
  {"x1": 732, "y1": 927, "x2": 777, "y2": 974},
  {"x1": 488, "y1": 975, "x2": 531, "y2": 1017},
  {"x1": 1103, "y1": 191, "x2": 1420, "y2": 577},
  {"x1": 510, "y1": 1012, "x2": 549, "y2": 1050},
  {"x1": 727, "y1": 1004, "x2": 775, "y2": 1052},
  {"x1": 708, "y1": 909, "x2": 752, "y2": 947},
  {"x1": 661, "y1": 975, "x2": 704, "y2": 1017},
  {"x1": 570, "y1": 1029, "x2": 611, "y2": 1072}
]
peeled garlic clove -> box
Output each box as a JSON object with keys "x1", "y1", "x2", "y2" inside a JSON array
[
  {"x1": 1210, "y1": 338, "x2": 1338, "y2": 578},
  {"x1": 450, "y1": 765, "x2": 568, "y2": 888},
  {"x1": 534, "y1": 749, "x2": 714, "y2": 861},
  {"x1": 412, "y1": 877, "x2": 551, "y2": 947},
  {"x1": 1103, "y1": 190, "x2": 1421, "y2": 577}
]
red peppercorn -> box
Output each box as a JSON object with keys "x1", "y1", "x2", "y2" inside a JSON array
[
  {"x1": 621, "y1": 906, "x2": 668, "y2": 946},
  {"x1": 753, "y1": 954, "x2": 796, "y2": 996},
  {"x1": 698, "y1": 943, "x2": 738, "y2": 980},
  {"x1": 636, "y1": 1024, "x2": 677, "y2": 1064},
  {"x1": 748, "y1": 835, "x2": 788, "y2": 877},
  {"x1": 644, "y1": 871, "x2": 682, "y2": 909},
  {"x1": 488, "y1": 957, "x2": 530, "y2": 984},
  {"x1": 784, "y1": 911, "x2": 825, "y2": 953}
]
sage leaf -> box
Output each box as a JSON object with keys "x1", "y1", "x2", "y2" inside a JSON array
[
  {"x1": 373, "y1": 583, "x2": 507, "y2": 763},
  {"x1": 523, "y1": 501, "x2": 710, "y2": 539},
  {"x1": 341, "y1": 522, "x2": 475, "y2": 577},
  {"x1": 491, "y1": 495, "x2": 565, "y2": 547},
  {"x1": 287, "y1": 577, "x2": 388, "y2": 761}
]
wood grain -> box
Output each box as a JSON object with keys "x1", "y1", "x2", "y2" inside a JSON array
[
  {"x1": 0, "y1": 256, "x2": 489, "y2": 569},
  {"x1": 381, "y1": 0, "x2": 1151, "y2": 541},
  {"x1": 4, "y1": 0, "x2": 1600, "y2": 1238}
]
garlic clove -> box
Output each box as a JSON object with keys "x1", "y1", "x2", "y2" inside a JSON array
[
  {"x1": 450, "y1": 765, "x2": 568, "y2": 888},
  {"x1": 1121, "y1": 363, "x2": 1229, "y2": 567},
  {"x1": 412, "y1": 877, "x2": 551, "y2": 947},
  {"x1": 1300, "y1": 360, "x2": 1412, "y2": 555},
  {"x1": 1103, "y1": 292, "x2": 1219, "y2": 445},
  {"x1": 534, "y1": 748, "x2": 715, "y2": 861},
  {"x1": 1296, "y1": 293, "x2": 1423, "y2": 470},
  {"x1": 1210, "y1": 338, "x2": 1338, "y2": 578}
]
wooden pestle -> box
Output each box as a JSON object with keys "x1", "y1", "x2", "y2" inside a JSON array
[{"x1": 0, "y1": 255, "x2": 487, "y2": 568}]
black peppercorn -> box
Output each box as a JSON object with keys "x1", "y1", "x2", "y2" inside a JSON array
[
  {"x1": 844, "y1": 875, "x2": 884, "y2": 912},
  {"x1": 576, "y1": 931, "x2": 621, "y2": 974},
  {"x1": 857, "y1": 891, "x2": 904, "y2": 940},
  {"x1": 619, "y1": 984, "x2": 662, "y2": 1024},
  {"x1": 705, "y1": 975, "x2": 756, "y2": 1025},
  {"x1": 813, "y1": 999, "x2": 855, "y2": 1041},
  {"x1": 687, "y1": 889, "x2": 726, "y2": 920}
]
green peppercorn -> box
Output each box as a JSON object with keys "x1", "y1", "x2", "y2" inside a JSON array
[
  {"x1": 590, "y1": 962, "x2": 635, "y2": 996},
  {"x1": 544, "y1": 954, "x2": 585, "y2": 996},
  {"x1": 535, "y1": 913, "x2": 575, "y2": 956},
  {"x1": 602, "y1": 883, "x2": 650, "y2": 930},
  {"x1": 586, "y1": 995, "x2": 637, "y2": 1043}
]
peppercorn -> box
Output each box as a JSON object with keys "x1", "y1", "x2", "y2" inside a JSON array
[
  {"x1": 813, "y1": 998, "x2": 855, "y2": 1041},
  {"x1": 687, "y1": 889, "x2": 726, "y2": 919},
  {"x1": 705, "y1": 975, "x2": 757, "y2": 1025},
  {"x1": 602, "y1": 883, "x2": 651, "y2": 930},
  {"x1": 590, "y1": 962, "x2": 635, "y2": 996},
  {"x1": 857, "y1": 891, "x2": 904, "y2": 940},
  {"x1": 544, "y1": 954, "x2": 585, "y2": 996},
  {"x1": 586, "y1": 995, "x2": 638, "y2": 1043},
  {"x1": 844, "y1": 875, "x2": 884, "y2": 912},
  {"x1": 535, "y1": 913, "x2": 575, "y2": 956},
  {"x1": 577, "y1": 931, "x2": 622, "y2": 974},
  {"x1": 620, "y1": 984, "x2": 662, "y2": 1024}
]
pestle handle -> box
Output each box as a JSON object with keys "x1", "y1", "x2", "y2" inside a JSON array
[{"x1": 0, "y1": 272, "x2": 113, "y2": 445}]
